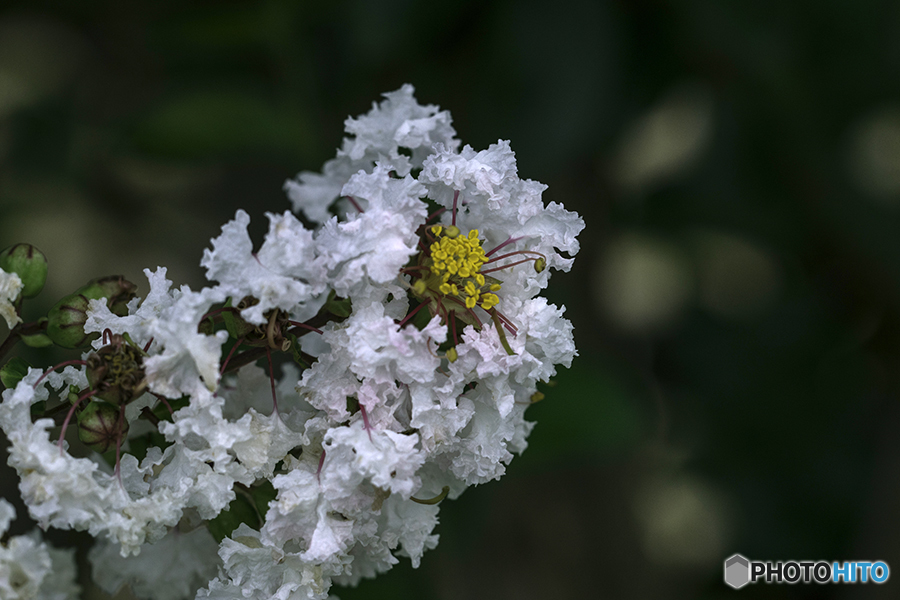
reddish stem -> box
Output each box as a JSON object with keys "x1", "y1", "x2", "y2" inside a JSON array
[
  {"x1": 220, "y1": 337, "x2": 245, "y2": 375},
  {"x1": 485, "y1": 250, "x2": 544, "y2": 264},
  {"x1": 481, "y1": 258, "x2": 538, "y2": 275},
  {"x1": 494, "y1": 311, "x2": 518, "y2": 335},
  {"x1": 345, "y1": 196, "x2": 364, "y2": 213},
  {"x1": 444, "y1": 296, "x2": 483, "y2": 328},
  {"x1": 317, "y1": 449, "x2": 326, "y2": 482},
  {"x1": 451, "y1": 190, "x2": 459, "y2": 226},
  {"x1": 34, "y1": 360, "x2": 87, "y2": 389},
  {"x1": 265, "y1": 346, "x2": 280, "y2": 418},
  {"x1": 287, "y1": 321, "x2": 323, "y2": 335},
  {"x1": 57, "y1": 389, "x2": 98, "y2": 455},
  {"x1": 485, "y1": 236, "x2": 523, "y2": 257},
  {"x1": 426, "y1": 207, "x2": 447, "y2": 222},
  {"x1": 398, "y1": 302, "x2": 429, "y2": 328},
  {"x1": 359, "y1": 404, "x2": 373, "y2": 442},
  {"x1": 114, "y1": 404, "x2": 125, "y2": 487},
  {"x1": 151, "y1": 393, "x2": 174, "y2": 416}
]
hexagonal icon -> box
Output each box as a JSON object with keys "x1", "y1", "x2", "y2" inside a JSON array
[{"x1": 724, "y1": 554, "x2": 751, "y2": 589}]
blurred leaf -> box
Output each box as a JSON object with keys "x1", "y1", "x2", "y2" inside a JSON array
[
  {"x1": 19, "y1": 332, "x2": 52, "y2": 348},
  {"x1": 132, "y1": 90, "x2": 310, "y2": 160},
  {"x1": 0, "y1": 356, "x2": 31, "y2": 388},
  {"x1": 525, "y1": 352, "x2": 645, "y2": 462},
  {"x1": 207, "y1": 491, "x2": 261, "y2": 543}
]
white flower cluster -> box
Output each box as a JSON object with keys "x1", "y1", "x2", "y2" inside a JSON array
[
  {"x1": 0, "y1": 499, "x2": 79, "y2": 600},
  {"x1": 0, "y1": 85, "x2": 583, "y2": 600}
]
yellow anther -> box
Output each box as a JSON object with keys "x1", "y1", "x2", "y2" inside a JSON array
[
  {"x1": 534, "y1": 257, "x2": 546, "y2": 273},
  {"x1": 412, "y1": 279, "x2": 427, "y2": 296},
  {"x1": 423, "y1": 223, "x2": 504, "y2": 312},
  {"x1": 446, "y1": 347, "x2": 458, "y2": 362},
  {"x1": 480, "y1": 293, "x2": 499, "y2": 310}
]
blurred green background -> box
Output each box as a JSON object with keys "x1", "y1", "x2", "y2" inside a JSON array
[{"x1": 2, "y1": 1, "x2": 899, "y2": 598}]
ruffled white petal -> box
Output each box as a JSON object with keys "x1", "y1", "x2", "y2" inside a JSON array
[{"x1": 0, "y1": 269, "x2": 23, "y2": 329}]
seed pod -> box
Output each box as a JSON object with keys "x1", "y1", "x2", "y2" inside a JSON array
[
  {"x1": 77, "y1": 401, "x2": 128, "y2": 454},
  {"x1": 46, "y1": 294, "x2": 97, "y2": 349},
  {"x1": 86, "y1": 336, "x2": 146, "y2": 405},
  {"x1": 0, "y1": 244, "x2": 48, "y2": 298}
]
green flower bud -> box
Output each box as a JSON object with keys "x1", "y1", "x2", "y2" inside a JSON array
[
  {"x1": 46, "y1": 293, "x2": 97, "y2": 348},
  {"x1": 77, "y1": 276, "x2": 137, "y2": 317},
  {"x1": 0, "y1": 244, "x2": 48, "y2": 298},
  {"x1": 76, "y1": 401, "x2": 127, "y2": 454},
  {"x1": 45, "y1": 277, "x2": 138, "y2": 348}
]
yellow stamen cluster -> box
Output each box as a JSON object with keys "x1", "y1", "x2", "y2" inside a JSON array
[{"x1": 428, "y1": 225, "x2": 501, "y2": 310}]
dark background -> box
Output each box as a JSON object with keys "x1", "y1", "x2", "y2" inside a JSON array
[{"x1": 1, "y1": 1, "x2": 899, "y2": 599}]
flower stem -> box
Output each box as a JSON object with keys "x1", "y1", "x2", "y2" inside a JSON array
[
  {"x1": 0, "y1": 320, "x2": 47, "y2": 362},
  {"x1": 57, "y1": 389, "x2": 98, "y2": 455},
  {"x1": 490, "y1": 310, "x2": 516, "y2": 356},
  {"x1": 411, "y1": 486, "x2": 450, "y2": 505}
]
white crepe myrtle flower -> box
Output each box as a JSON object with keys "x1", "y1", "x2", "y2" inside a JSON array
[
  {"x1": 89, "y1": 527, "x2": 221, "y2": 600},
  {"x1": 315, "y1": 166, "x2": 428, "y2": 299},
  {"x1": 321, "y1": 421, "x2": 424, "y2": 499},
  {"x1": 2, "y1": 369, "x2": 244, "y2": 555},
  {"x1": 202, "y1": 210, "x2": 328, "y2": 325},
  {"x1": 419, "y1": 140, "x2": 584, "y2": 299},
  {"x1": 0, "y1": 268, "x2": 23, "y2": 329},
  {"x1": 1, "y1": 363, "x2": 307, "y2": 561},
  {"x1": 0, "y1": 499, "x2": 80, "y2": 600},
  {"x1": 85, "y1": 267, "x2": 229, "y2": 397},
  {"x1": 284, "y1": 84, "x2": 458, "y2": 223},
  {"x1": 0, "y1": 85, "x2": 582, "y2": 600},
  {"x1": 197, "y1": 524, "x2": 334, "y2": 600}
]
